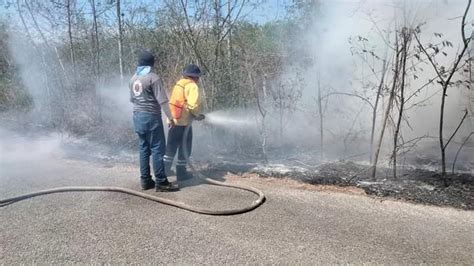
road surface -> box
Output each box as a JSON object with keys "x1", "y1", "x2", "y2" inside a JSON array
[{"x1": 0, "y1": 135, "x2": 473, "y2": 264}]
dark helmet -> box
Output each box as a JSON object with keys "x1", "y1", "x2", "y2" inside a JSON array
[
  {"x1": 182, "y1": 64, "x2": 202, "y2": 78},
  {"x1": 137, "y1": 50, "x2": 155, "y2": 67}
]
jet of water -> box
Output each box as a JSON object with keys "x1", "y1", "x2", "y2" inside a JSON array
[{"x1": 204, "y1": 110, "x2": 255, "y2": 129}]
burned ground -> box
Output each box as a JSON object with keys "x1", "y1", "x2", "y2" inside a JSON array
[{"x1": 205, "y1": 159, "x2": 473, "y2": 210}]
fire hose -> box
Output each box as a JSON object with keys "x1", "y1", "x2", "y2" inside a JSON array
[{"x1": 0, "y1": 123, "x2": 266, "y2": 215}]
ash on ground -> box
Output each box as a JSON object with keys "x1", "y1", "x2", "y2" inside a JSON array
[{"x1": 204, "y1": 159, "x2": 473, "y2": 210}]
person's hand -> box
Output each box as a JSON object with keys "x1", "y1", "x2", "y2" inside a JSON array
[{"x1": 195, "y1": 114, "x2": 205, "y2": 121}]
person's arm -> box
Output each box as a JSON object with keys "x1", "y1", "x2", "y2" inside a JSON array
[
  {"x1": 162, "y1": 104, "x2": 174, "y2": 125},
  {"x1": 186, "y1": 83, "x2": 202, "y2": 118},
  {"x1": 152, "y1": 77, "x2": 174, "y2": 122}
]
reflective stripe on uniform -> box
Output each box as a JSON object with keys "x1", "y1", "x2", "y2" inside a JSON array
[
  {"x1": 163, "y1": 155, "x2": 174, "y2": 162},
  {"x1": 176, "y1": 160, "x2": 187, "y2": 166}
]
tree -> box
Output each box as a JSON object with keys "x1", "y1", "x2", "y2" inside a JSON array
[
  {"x1": 372, "y1": 30, "x2": 402, "y2": 179},
  {"x1": 392, "y1": 27, "x2": 413, "y2": 179},
  {"x1": 116, "y1": 0, "x2": 124, "y2": 82},
  {"x1": 414, "y1": 0, "x2": 472, "y2": 185},
  {"x1": 66, "y1": 0, "x2": 76, "y2": 80}
]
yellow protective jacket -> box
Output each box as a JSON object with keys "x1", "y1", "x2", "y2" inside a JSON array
[{"x1": 169, "y1": 77, "x2": 201, "y2": 126}]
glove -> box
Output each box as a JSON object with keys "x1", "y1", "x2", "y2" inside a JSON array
[{"x1": 195, "y1": 114, "x2": 205, "y2": 121}]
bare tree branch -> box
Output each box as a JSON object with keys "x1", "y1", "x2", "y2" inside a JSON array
[{"x1": 444, "y1": 110, "x2": 469, "y2": 149}]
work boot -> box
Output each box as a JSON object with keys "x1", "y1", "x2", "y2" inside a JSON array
[
  {"x1": 156, "y1": 179, "x2": 179, "y2": 192},
  {"x1": 176, "y1": 165, "x2": 193, "y2": 182},
  {"x1": 164, "y1": 159, "x2": 174, "y2": 176},
  {"x1": 140, "y1": 178, "x2": 156, "y2": 191}
]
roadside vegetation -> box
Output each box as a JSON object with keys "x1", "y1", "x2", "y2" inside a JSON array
[{"x1": 0, "y1": 0, "x2": 473, "y2": 192}]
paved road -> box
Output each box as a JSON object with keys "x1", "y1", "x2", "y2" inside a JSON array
[{"x1": 1, "y1": 136, "x2": 473, "y2": 264}]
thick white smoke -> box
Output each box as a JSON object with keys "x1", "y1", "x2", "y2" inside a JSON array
[{"x1": 285, "y1": 0, "x2": 474, "y2": 165}]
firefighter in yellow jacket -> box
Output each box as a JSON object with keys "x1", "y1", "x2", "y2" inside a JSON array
[{"x1": 164, "y1": 64, "x2": 205, "y2": 181}]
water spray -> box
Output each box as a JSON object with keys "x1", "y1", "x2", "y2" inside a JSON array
[{"x1": 203, "y1": 110, "x2": 256, "y2": 128}]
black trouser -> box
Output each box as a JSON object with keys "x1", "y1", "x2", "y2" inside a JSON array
[{"x1": 164, "y1": 126, "x2": 192, "y2": 173}]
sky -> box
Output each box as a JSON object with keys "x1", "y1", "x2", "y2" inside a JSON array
[{"x1": 0, "y1": 0, "x2": 293, "y2": 23}]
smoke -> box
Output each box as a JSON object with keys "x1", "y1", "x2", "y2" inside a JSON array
[
  {"x1": 193, "y1": 0, "x2": 474, "y2": 167},
  {"x1": 0, "y1": 127, "x2": 63, "y2": 164},
  {"x1": 0, "y1": 126, "x2": 66, "y2": 187},
  {"x1": 7, "y1": 30, "x2": 50, "y2": 120},
  {"x1": 97, "y1": 77, "x2": 133, "y2": 123},
  {"x1": 2, "y1": 0, "x2": 473, "y2": 171},
  {"x1": 280, "y1": 0, "x2": 474, "y2": 164}
]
